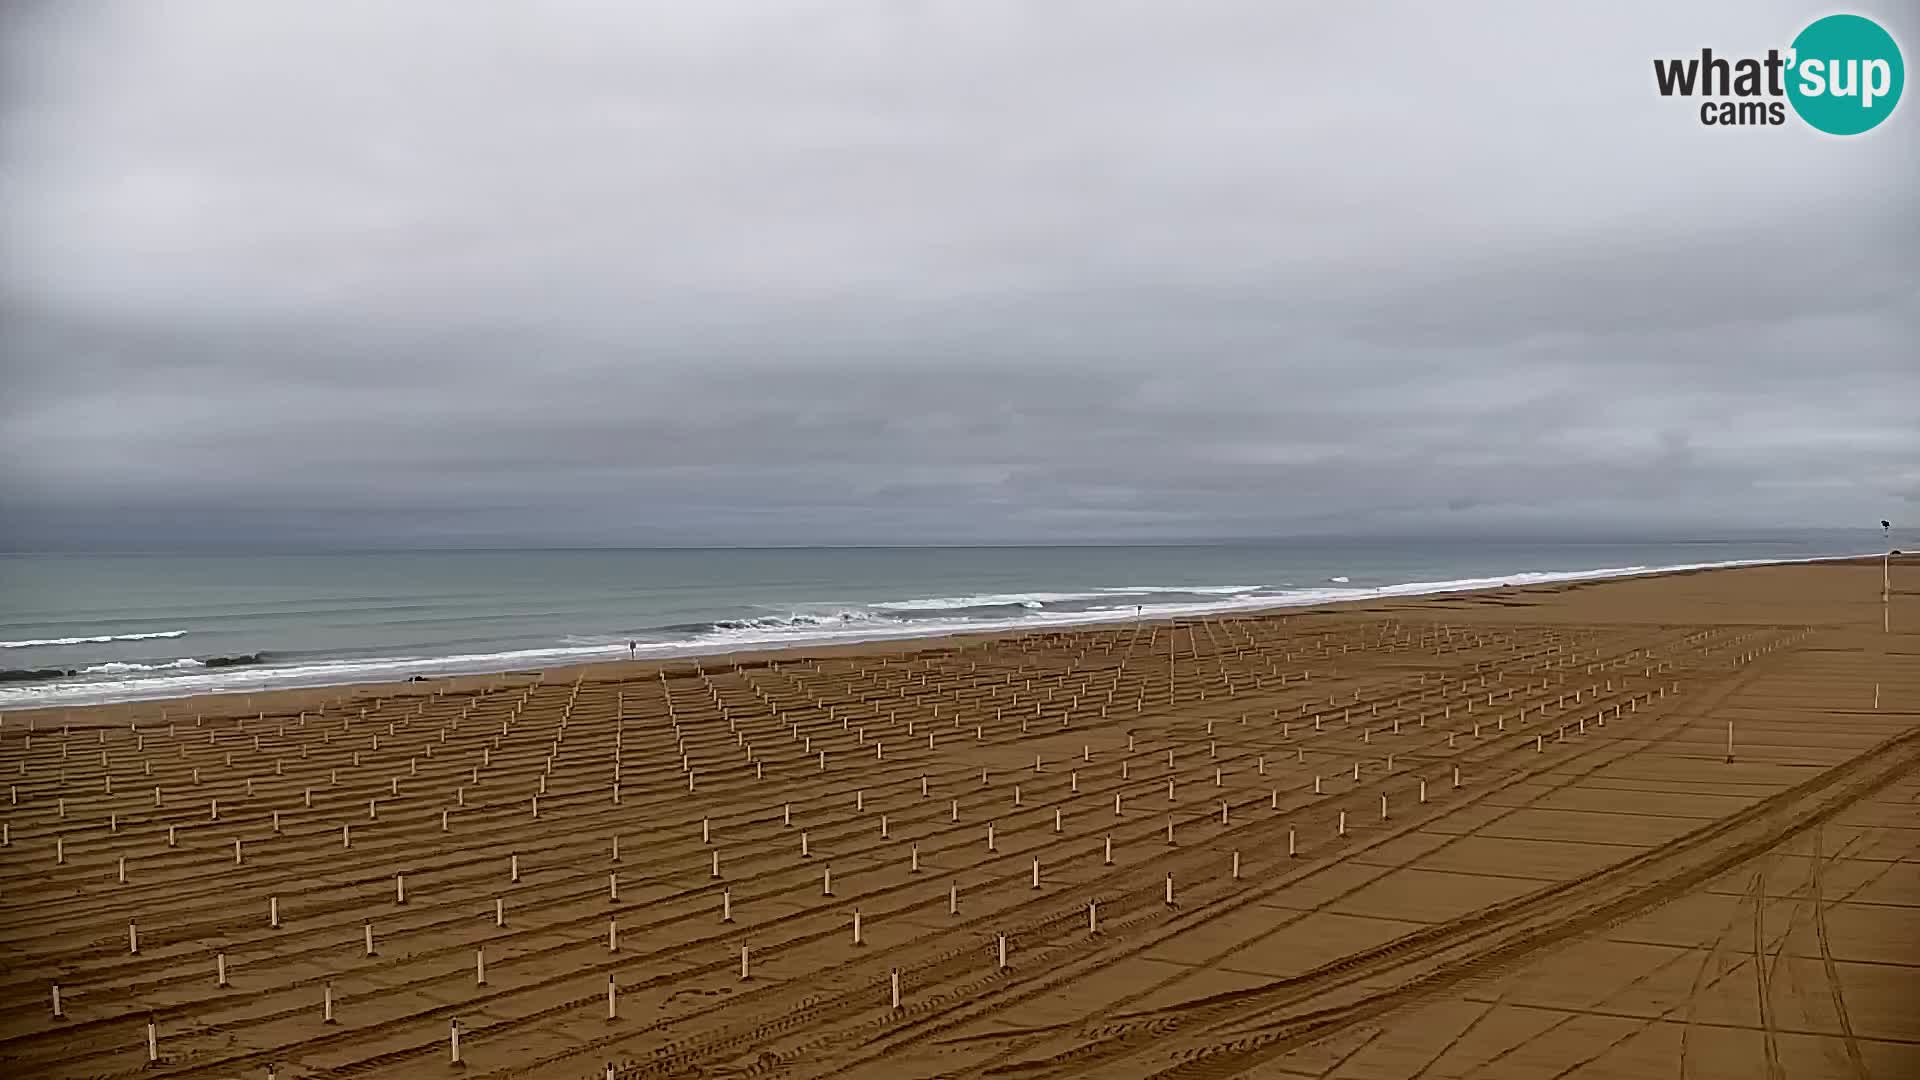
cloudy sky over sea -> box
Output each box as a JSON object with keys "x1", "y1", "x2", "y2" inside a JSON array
[{"x1": 2, "y1": 1, "x2": 1914, "y2": 549}]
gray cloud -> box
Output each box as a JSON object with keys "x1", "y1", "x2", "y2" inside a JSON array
[{"x1": 3, "y1": 0, "x2": 1916, "y2": 549}]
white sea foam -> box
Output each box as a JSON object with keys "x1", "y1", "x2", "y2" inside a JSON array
[
  {"x1": 714, "y1": 609, "x2": 898, "y2": 629},
  {"x1": 872, "y1": 585, "x2": 1259, "y2": 611},
  {"x1": 1095, "y1": 585, "x2": 1263, "y2": 595},
  {"x1": 2, "y1": 630, "x2": 188, "y2": 649},
  {"x1": 870, "y1": 591, "x2": 1104, "y2": 611},
  {"x1": 0, "y1": 553, "x2": 1865, "y2": 710},
  {"x1": 79, "y1": 659, "x2": 205, "y2": 674},
  {"x1": 1327, "y1": 576, "x2": 1351, "y2": 583}
]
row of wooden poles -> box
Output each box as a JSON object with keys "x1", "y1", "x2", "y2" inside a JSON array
[
  {"x1": 23, "y1": 660, "x2": 1708, "y2": 1065},
  {"x1": 21, "y1": 671, "x2": 1695, "y2": 1068},
  {"x1": 89, "y1": 750, "x2": 1476, "y2": 965},
  {"x1": 76, "y1": 864, "x2": 1212, "y2": 1075},
  {"x1": 57, "y1": 762, "x2": 1475, "y2": 1055}
]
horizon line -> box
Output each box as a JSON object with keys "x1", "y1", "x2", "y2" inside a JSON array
[{"x1": 0, "y1": 527, "x2": 1893, "y2": 558}]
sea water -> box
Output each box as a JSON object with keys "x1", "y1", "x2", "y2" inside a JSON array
[{"x1": 0, "y1": 530, "x2": 1885, "y2": 707}]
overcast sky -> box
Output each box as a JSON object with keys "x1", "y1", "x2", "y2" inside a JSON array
[{"x1": 1, "y1": 1, "x2": 1914, "y2": 549}]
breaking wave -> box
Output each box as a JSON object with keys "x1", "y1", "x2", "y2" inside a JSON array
[
  {"x1": 709, "y1": 609, "x2": 900, "y2": 631},
  {"x1": 0, "y1": 554, "x2": 1864, "y2": 710},
  {"x1": 78, "y1": 659, "x2": 207, "y2": 674},
  {"x1": 3, "y1": 630, "x2": 188, "y2": 649},
  {"x1": 872, "y1": 585, "x2": 1263, "y2": 612}
]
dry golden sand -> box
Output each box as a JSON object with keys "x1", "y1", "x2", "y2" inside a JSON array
[{"x1": 0, "y1": 557, "x2": 1914, "y2": 1079}]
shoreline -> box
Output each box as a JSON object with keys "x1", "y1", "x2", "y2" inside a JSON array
[{"x1": 2, "y1": 551, "x2": 1890, "y2": 726}]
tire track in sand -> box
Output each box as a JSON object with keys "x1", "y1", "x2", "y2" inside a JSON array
[
  {"x1": 1010, "y1": 718, "x2": 1920, "y2": 1080},
  {"x1": 1522, "y1": 826, "x2": 1894, "y2": 1080},
  {"x1": 1682, "y1": 851, "x2": 1774, "y2": 1080},
  {"x1": 832, "y1": 682, "x2": 1685, "y2": 1080},
  {"x1": 1447, "y1": 833, "x2": 1839, "y2": 1079},
  {"x1": 1750, "y1": 862, "x2": 1785, "y2": 1080},
  {"x1": 901, "y1": 647, "x2": 1769, "y2": 1079},
  {"x1": 1811, "y1": 825, "x2": 1874, "y2": 1079}
]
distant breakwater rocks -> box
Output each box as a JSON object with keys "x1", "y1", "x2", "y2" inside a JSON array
[{"x1": 0, "y1": 652, "x2": 269, "y2": 683}]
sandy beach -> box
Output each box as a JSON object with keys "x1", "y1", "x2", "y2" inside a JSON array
[{"x1": 0, "y1": 555, "x2": 1913, "y2": 1078}]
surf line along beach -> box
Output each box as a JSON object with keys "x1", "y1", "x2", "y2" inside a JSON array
[
  {"x1": 0, "y1": 547, "x2": 1871, "y2": 710},
  {"x1": 0, "y1": 555, "x2": 1911, "y2": 1079}
]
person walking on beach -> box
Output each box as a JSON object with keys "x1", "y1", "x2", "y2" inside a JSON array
[{"x1": 628, "y1": 639, "x2": 636, "y2": 660}]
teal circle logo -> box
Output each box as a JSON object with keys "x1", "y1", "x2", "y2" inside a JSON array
[{"x1": 1787, "y1": 14, "x2": 1904, "y2": 134}]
